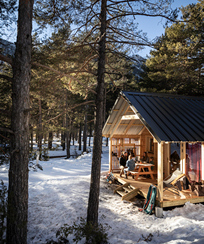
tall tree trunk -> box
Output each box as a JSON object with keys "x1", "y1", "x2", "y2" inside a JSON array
[
  {"x1": 106, "y1": 137, "x2": 108, "y2": 147},
  {"x1": 44, "y1": 133, "x2": 47, "y2": 143},
  {"x1": 78, "y1": 122, "x2": 82, "y2": 151},
  {"x1": 66, "y1": 126, "x2": 70, "y2": 158},
  {"x1": 103, "y1": 84, "x2": 106, "y2": 127},
  {"x1": 70, "y1": 119, "x2": 74, "y2": 146},
  {"x1": 35, "y1": 131, "x2": 38, "y2": 144},
  {"x1": 66, "y1": 91, "x2": 70, "y2": 158},
  {"x1": 7, "y1": 0, "x2": 34, "y2": 243},
  {"x1": 83, "y1": 107, "x2": 87, "y2": 153},
  {"x1": 61, "y1": 116, "x2": 65, "y2": 151},
  {"x1": 30, "y1": 125, "x2": 33, "y2": 151},
  {"x1": 89, "y1": 122, "x2": 92, "y2": 147},
  {"x1": 48, "y1": 131, "x2": 53, "y2": 150},
  {"x1": 72, "y1": 129, "x2": 75, "y2": 145},
  {"x1": 87, "y1": 0, "x2": 106, "y2": 226},
  {"x1": 38, "y1": 99, "x2": 43, "y2": 158}
]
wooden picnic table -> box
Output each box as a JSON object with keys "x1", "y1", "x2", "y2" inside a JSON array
[{"x1": 130, "y1": 163, "x2": 154, "y2": 180}]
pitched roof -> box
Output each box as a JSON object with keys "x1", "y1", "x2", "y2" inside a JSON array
[{"x1": 121, "y1": 91, "x2": 204, "y2": 142}]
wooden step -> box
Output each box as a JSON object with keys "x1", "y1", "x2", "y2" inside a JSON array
[
  {"x1": 123, "y1": 186, "x2": 133, "y2": 193},
  {"x1": 122, "y1": 188, "x2": 140, "y2": 201},
  {"x1": 116, "y1": 190, "x2": 127, "y2": 197},
  {"x1": 114, "y1": 182, "x2": 129, "y2": 193}
]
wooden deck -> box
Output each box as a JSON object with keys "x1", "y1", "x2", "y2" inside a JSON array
[{"x1": 113, "y1": 173, "x2": 204, "y2": 208}]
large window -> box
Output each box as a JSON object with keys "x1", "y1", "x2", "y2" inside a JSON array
[
  {"x1": 186, "y1": 143, "x2": 202, "y2": 182},
  {"x1": 111, "y1": 137, "x2": 140, "y2": 158},
  {"x1": 146, "y1": 136, "x2": 154, "y2": 153}
]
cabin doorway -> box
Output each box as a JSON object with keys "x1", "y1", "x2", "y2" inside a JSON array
[{"x1": 170, "y1": 143, "x2": 180, "y2": 173}]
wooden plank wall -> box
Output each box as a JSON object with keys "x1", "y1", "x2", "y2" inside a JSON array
[{"x1": 140, "y1": 128, "x2": 156, "y2": 166}]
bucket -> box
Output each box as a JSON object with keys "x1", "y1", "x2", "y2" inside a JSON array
[{"x1": 155, "y1": 207, "x2": 163, "y2": 218}]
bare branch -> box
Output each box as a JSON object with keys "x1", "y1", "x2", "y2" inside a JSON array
[
  {"x1": 32, "y1": 62, "x2": 97, "y2": 94},
  {"x1": 0, "y1": 74, "x2": 13, "y2": 82},
  {"x1": 107, "y1": 12, "x2": 176, "y2": 23},
  {"x1": 38, "y1": 100, "x2": 95, "y2": 126},
  {"x1": 68, "y1": 52, "x2": 98, "y2": 89},
  {"x1": 0, "y1": 127, "x2": 14, "y2": 134},
  {"x1": 127, "y1": 0, "x2": 135, "y2": 19},
  {"x1": 106, "y1": 37, "x2": 152, "y2": 47},
  {"x1": 0, "y1": 54, "x2": 13, "y2": 65}
]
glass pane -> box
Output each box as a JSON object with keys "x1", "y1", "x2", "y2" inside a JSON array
[
  {"x1": 112, "y1": 138, "x2": 116, "y2": 145},
  {"x1": 124, "y1": 138, "x2": 129, "y2": 144},
  {"x1": 131, "y1": 138, "x2": 140, "y2": 145},
  {"x1": 112, "y1": 156, "x2": 120, "y2": 169}
]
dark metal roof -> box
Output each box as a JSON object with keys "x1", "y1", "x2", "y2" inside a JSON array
[{"x1": 121, "y1": 91, "x2": 204, "y2": 143}]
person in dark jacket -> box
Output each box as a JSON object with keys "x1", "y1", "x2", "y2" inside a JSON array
[
  {"x1": 170, "y1": 150, "x2": 180, "y2": 173},
  {"x1": 141, "y1": 152, "x2": 149, "y2": 163},
  {"x1": 119, "y1": 151, "x2": 128, "y2": 177}
]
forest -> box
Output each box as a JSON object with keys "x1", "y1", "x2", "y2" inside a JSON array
[{"x1": 0, "y1": 0, "x2": 203, "y2": 243}]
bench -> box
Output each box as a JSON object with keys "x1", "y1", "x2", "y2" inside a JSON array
[{"x1": 130, "y1": 163, "x2": 155, "y2": 180}]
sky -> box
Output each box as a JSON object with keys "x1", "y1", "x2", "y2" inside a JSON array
[
  {"x1": 1, "y1": 138, "x2": 204, "y2": 243},
  {"x1": 137, "y1": 0, "x2": 199, "y2": 57},
  {"x1": 3, "y1": 0, "x2": 199, "y2": 58}
]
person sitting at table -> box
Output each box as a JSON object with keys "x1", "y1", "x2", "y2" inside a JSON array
[
  {"x1": 141, "y1": 152, "x2": 149, "y2": 163},
  {"x1": 124, "y1": 155, "x2": 135, "y2": 179},
  {"x1": 119, "y1": 151, "x2": 128, "y2": 177},
  {"x1": 149, "y1": 156, "x2": 154, "y2": 170},
  {"x1": 170, "y1": 150, "x2": 180, "y2": 173}
]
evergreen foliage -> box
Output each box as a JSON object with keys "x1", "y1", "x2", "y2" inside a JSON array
[
  {"x1": 0, "y1": 0, "x2": 17, "y2": 36},
  {"x1": 142, "y1": 1, "x2": 204, "y2": 95},
  {"x1": 46, "y1": 217, "x2": 110, "y2": 244},
  {"x1": 32, "y1": 0, "x2": 177, "y2": 227},
  {"x1": 0, "y1": 180, "x2": 7, "y2": 244},
  {"x1": 0, "y1": 0, "x2": 180, "y2": 240}
]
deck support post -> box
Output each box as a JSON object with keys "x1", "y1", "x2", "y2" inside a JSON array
[
  {"x1": 202, "y1": 143, "x2": 204, "y2": 180},
  {"x1": 180, "y1": 142, "x2": 186, "y2": 173},
  {"x1": 157, "y1": 141, "x2": 164, "y2": 202},
  {"x1": 109, "y1": 137, "x2": 112, "y2": 172}
]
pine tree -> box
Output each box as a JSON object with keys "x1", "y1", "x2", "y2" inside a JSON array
[
  {"x1": 144, "y1": 1, "x2": 204, "y2": 95},
  {"x1": 28, "y1": 0, "x2": 176, "y2": 228},
  {"x1": 6, "y1": 1, "x2": 34, "y2": 243}
]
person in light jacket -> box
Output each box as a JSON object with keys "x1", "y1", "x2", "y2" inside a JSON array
[{"x1": 124, "y1": 155, "x2": 135, "y2": 179}]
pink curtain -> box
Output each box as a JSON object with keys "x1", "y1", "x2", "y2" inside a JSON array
[{"x1": 186, "y1": 143, "x2": 201, "y2": 182}]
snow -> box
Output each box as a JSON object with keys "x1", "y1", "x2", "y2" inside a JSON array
[{"x1": 1, "y1": 138, "x2": 204, "y2": 243}]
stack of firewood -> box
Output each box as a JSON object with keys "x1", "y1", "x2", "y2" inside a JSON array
[{"x1": 189, "y1": 181, "x2": 204, "y2": 196}]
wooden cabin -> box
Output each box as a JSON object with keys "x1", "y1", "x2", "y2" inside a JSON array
[{"x1": 102, "y1": 91, "x2": 204, "y2": 208}]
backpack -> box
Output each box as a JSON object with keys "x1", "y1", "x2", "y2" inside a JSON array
[
  {"x1": 139, "y1": 184, "x2": 157, "y2": 214},
  {"x1": 106, "y1": 172, "x2": 115, "y2": 183}
]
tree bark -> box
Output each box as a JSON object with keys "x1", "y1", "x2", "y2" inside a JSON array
[
  {"x1": 83, "y1": 107, "x2": 87, "y2": 153},
  {"x1": 30, "y1": 126, "x2": 33, "y2": 151},
  {"x1": 89, "y1": 122, "x2": 92, "y2": 147},
  {"x1": 106, "y1": 137, "x2": 108, "y2": 147},
  {"x1": 66, "y1": 91, "x2": 70, "y2": 158},
  {"x1": 7, "y1": 0, "x2": 34, "y2": 243},
  {"x1": 61, "y1": 116, "x2": 66, "y2": 151},
  {"x1": 72, "y1": 131, "x2": 75, "y2": 145},
  {"x1": 38, "y1": 99, "x2": 43, "y2": 158},
  {"x1": 48, "y1": 131, "x2": 53, "y2": 150},
  {"x1": 78, "y1": 122, "x2": 82, "y2": 151},
  {"x1": 103, "y1": 84, "x2": 106, "y2": 127},
  {"x1": 87, "y1": 0, "x2": 106, "y2": 226}
]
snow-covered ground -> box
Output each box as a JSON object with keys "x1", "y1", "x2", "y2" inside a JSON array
[{"x1": 1, "y1": 138, "x2": 204, "y2": 243}]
